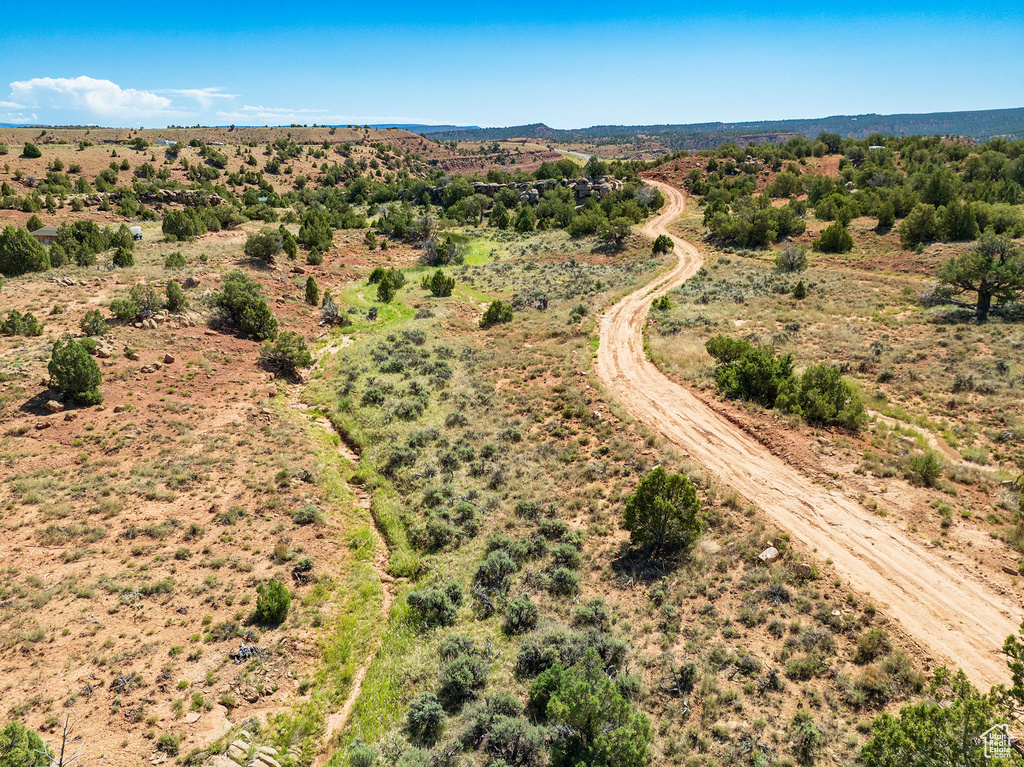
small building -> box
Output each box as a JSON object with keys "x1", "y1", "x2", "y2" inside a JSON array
[
  {"x1": 155, "y1": 140, "x2": 176, "y2": 146},
  {"x1": 129, "y1": 226, "x2": 143, "y2": 241},
  {"x1": 29, "y1": 226, "x2": 59, "y2": 246}
]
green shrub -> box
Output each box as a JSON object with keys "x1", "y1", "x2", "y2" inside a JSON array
[
  {"x1": 812, "y1": 222, "x2": 854, "y2": 253},
  {"x1": 422, "y1": 269, "x2": 455, "y2": 297},
  {"x1": 253, "y1": 579, "x2": 290, "y2": 625},
  {"x1": 876, "y1": 200, "x2": 896, "y2": 228},
  {"x1": 793, "y1": 280, "x2": 807, "y2": 299},
  {"x1": 22, "y1": 142, "x2": 42, "y2": 159},
  {"x1": 0, "y1": 310, "x2": 43, "y2": 336},
  {"x1": 0, "y1": 225, "x2": 50, "y2": 276},
  {"x1": 259, "y1": 331, "x2": 312, "y2": 377},
  {"x1": 162, "y1": 209, "x2": 203, "y2": 241},
  {"x1": 790, "y1": 710, "x2": 821, "y2": 766},
  {"x1": 292, "y1": 504, "x2": 325, "y2": 526},
  {"x1": 775, "y1": 363, "x2": 866, "y2": 431},
  {"x1": 906, "y1": 451, "x2": 943, "y2": 487},
  {"x1": 165, "y1": 280, "x2": 188, "y2": 312},
  {"x1": 376, "y1": 273, "x2": 396, "y2": 302},
  {"x1": 407, "y1": 582, "x2": 463, "y2": 629},
  {"x1": 898, "y1": 203, "x2": 941, "y2": 249},
  {"x1": 530, "y1": 663, "x2": 565, "y2": 717},
  {"x1": 304, "y1": 276, "x2": 319, "y2": 306},
  {"x1": 480, "y1": 300, "x2": 513, "y2": 328},
  {"x1": 623, "y1": 465, "x2": 702, "y2": 557},
  {"x1": 348, "y1": 742, "x2": 377, "y2": 767},
  {"x1": 156, "y1": 733, "x2": 180, "y2": 756},
  {"x1": 711, "y1": 343, "x2": 794, "y2": 407},
  {"x1": 109, "y1": 298, "x2": 138, "y2": 321},
  {"x1": 547, "y1": 567, "x2": 580, "y2": 596},
  {"x1": 572, "y1": 598, "x2": 611, "y2": 632},
  {"x1": 128, "y1": 284, "x2": 159, "y2": 314},
  {"x1": 406, "y1": 692, "x2": 445, "y2": 745},
  {"x1": 298, "y1": 208, "x2": 334, "y2": 251},
  {"x1": 79, "y1": 309, "x2": 110, "y2": 336},
  {"x1": 547, "y1": 649, "x2": 652, "y2": 767},
  {"x1": 475, "y1": 550, "x2": 518, "y2": 595},
  {"x1": 652, "y1": 234, "x2": 673, "y2": 254},
  {"x1": 280, "y1": 226, "x2": 297, "y2": 259},
  {"x1": 164, "y1": 251, "x2": 186, "y2": 268},
  {"x1": 214, "y1": 270, "x2": 278, "y2": 340},
  {"x1": 551, "y1": 543, "x2": 582, "y2": 569},
  {"x1": 439, "y1": 652, "x2": 489, "y2": 711},
  {"x1": 853, "y1": 628, "x2": 892, "y2": 664},
  {"x1": 504, "y1": 595, "x2": 540, "y2": 635},
  {"x1": 244, "y1": 228, "x2": 283, "y2": 261},
  {"x1": 0, "y1": 721, "x2": 52, "y2": 766},
  {"x1": 48, "y1": 336, "x2": 102, "y2": 405},
  {"x1": 705, "y1": 335, "x2": 752, "y2": 364},
  {"x1": 111, "y1": 245, "x2": 134, "y2": 267}
]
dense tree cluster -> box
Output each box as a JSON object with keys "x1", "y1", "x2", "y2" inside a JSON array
[{"x1": 675, "y1": 132, "x2": 1024, "y2": 252}]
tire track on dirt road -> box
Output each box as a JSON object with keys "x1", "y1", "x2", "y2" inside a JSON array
[{"x1": 596, "y1": 178, "x2": 1021, "y2": 688}]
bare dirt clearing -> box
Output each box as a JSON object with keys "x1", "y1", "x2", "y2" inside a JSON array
[{"x1": 597, "y1": 179, "x2": 1022, "y2": 688}]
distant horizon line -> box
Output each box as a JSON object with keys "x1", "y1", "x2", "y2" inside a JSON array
[{"x1": 1, "y1": 103, "x2": 1023, "y2": 134}]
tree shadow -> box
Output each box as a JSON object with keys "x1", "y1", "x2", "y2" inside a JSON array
[
  {"x1": 19, "y1": 387, "x2": 62, "y2": 415},
  {"x1": 608, "y1": 542, "x2": 681, "y2": 587}
]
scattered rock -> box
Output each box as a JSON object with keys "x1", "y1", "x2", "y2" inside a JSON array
[
  {"x1": 758, "y1": 546, "x2": 778, "y2": 563},
  {"x1": 113, "y1": 404, "x2": 126, "y2": 413},
  {"x1": 792, "y1": 563, "x2": 813, "y2": 578},
  {"x1": 183, "y1": 276, "x2": 200, "y2": 289},
  {"x1": 227, "y1": 742, "x2": 248, "y2": 762},
  {"x1": 44, "y1": 400, "x2": 65, "y2": 413},
  {"x1": 238, "y1": 685, "x2": 260, "y2": 703},
  {"x1": 36, "y1": 421, "x2": 52, "y2": 430},
  {"x1": 63, "y1": 412, "x2": 77, "y2": 422},
  {"x1": 207, "y1": 757, "x2": 237, "y2": 767},
  {"x1": 252, "y1": 755, "x2": 281, "y2": 767},
  {"x1": 1003, "y1": 565, "x2": 1020, "y2": 577},
  {"x1": 291, "y1": 266, "x2": 305, "y2": 274},
  {"x1": 164, "y1": 353, "x2": 175, "y2": 364},
  {"x1": 127, "y1": 351, "x2": 140, "y2": 361},
  {"x1": 183, "y1": 712, "x2": 201, "y2": 724},
  {"x1": 95, "y1": 346, "x2": 112, "y2": 359}
]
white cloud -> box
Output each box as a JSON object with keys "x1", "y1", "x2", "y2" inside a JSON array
[
  {"x1": 0, "y1": 112, "x2": 36, "y2": 124},
  {"x1": 216, "y1": 105, "x2": 331, "y2": 124},
  {"x1": 0, "y1": 101, "x2": 23, "y2": 109},
  {"x1": 11, "y1": 76, "x2": 176, "y2": 121},
  {"x1": 156, "y1": 87, "x2": 238, "y2": 111},
  {"x1": 216, "y1": 105, "x2": 444, "y2": 126}
]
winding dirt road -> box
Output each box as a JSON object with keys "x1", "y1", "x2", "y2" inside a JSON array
[{"x1": 596, "y1": 179, "x2": 1021, "y2": 688}]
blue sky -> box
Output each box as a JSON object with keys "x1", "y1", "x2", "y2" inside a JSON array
[{"x1": 1, "y1": 1, "x2": 1021, "y2": 128}]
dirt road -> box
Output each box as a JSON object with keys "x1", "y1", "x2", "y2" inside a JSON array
[{"x1": 596, "y1": 179, "x2": 1021, "y2": 688}]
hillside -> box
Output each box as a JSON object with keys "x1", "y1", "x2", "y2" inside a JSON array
[
  {"x1": 428, "y1": 106, "x2": 1024, "y2": 149},
  {"x1": 2, "y1": 127, "x2": 1024, "y2": 767}
]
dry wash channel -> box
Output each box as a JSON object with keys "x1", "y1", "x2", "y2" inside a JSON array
[{"x1": 596, "y1": 178, "x2": 1022, "y2": 689}]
